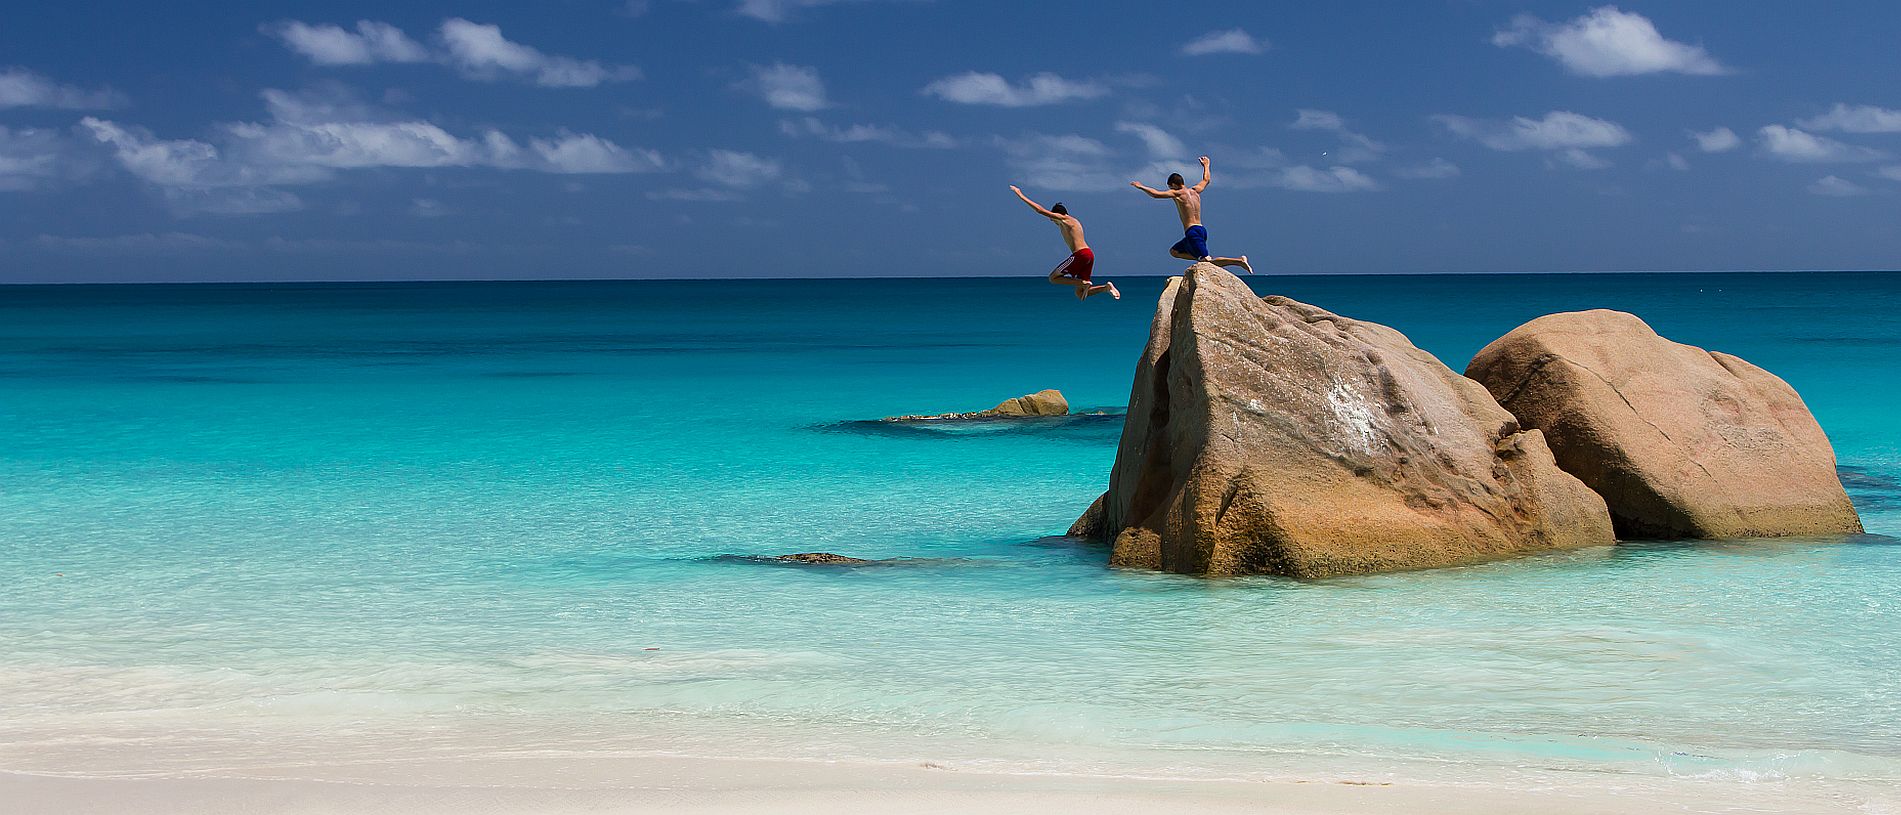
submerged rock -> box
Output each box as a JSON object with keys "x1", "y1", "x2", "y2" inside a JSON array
[
  {"x1": 775, "y1": 552, "x2": 873, "y2": 565},
  {"x1": 885, "y1": 389, "x2": 1068, "y2": 421},
  {"x1": 1466, "y1": 310, "x2": 1862, "y2": 539},
  {"x1": 1073, "y1": 264, "x2": 1613, "y2": 578}
]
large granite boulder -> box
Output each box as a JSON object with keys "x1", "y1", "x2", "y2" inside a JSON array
[
  {"x1": 1073, "y1": 264, "x2": 1614, "y2": 578},
  {"x1": 1466, "y1": 310, "x2": 1862, "y2": 539}
]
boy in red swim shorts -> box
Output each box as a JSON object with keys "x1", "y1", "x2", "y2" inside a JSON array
[{"x1": 1010, "y1": 185, "x2": 1119, "y2": 302}]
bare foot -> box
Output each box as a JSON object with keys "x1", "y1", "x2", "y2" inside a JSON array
[
  {"x1": 1237, "y1": 255, "x2": 1253, "y2": 274},
  {"x1": 1074, "y1": 286, "x2": 1087, "y2": 301},
  {"x1": 1107, "y1": 282, "x2": 1120, "y2": 300}
]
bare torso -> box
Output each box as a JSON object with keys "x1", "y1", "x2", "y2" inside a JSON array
[
  {"x1": 1172, "y1": 188, "x2": 1202, "y2": 229},
  {"x1": 1056, "y1": 216, "x2": 1086, "y2": 252}
]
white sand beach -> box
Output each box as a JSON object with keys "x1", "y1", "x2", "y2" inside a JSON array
[{"x1": 6, "y1": 753, "x2": 1894, "y2": 815}]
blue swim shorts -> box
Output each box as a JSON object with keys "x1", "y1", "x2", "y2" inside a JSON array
[{"x1": 1170, "y1": 225, "x2": 1209, "y2": 259}]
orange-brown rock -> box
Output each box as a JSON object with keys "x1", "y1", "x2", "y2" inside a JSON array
[
  {"x1": 1466, "y1": 309, "x2": 1861, "y2": 539},
  {"x1": 1073, "y1": 264, "x2": 1613, "y2": 578}
]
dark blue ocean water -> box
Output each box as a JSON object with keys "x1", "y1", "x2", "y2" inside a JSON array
[{"x1": 1, "y1": 272, "x2": 1897, "y2": 794}]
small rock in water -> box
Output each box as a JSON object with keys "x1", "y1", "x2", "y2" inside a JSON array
[
  {"x1": 776, "y1": 552, "x2": 873, "y2": 565},
  {"x1": 884, "y1": 389, "x2": 1068, "y2": 421}
]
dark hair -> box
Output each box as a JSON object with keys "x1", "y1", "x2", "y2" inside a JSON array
[
  {"x1": 1166, "y1": 173, "x2": 1185, "y2": 188},
  {"x1": 1050, "y1": 202, "x2": 1068, "y2": 215}
]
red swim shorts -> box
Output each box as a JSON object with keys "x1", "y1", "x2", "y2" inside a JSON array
[{"x1": 1052, "y1": 247, "x2": 1094, "y2": 282}]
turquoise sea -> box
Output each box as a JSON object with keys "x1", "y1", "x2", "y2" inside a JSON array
[{"x1": 2, "y1": 272, "x2": 1899, "y2": 798}]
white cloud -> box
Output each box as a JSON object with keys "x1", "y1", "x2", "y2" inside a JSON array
[
  {"x1": 1798, "y1": 104, "x2": 1901, "y2": 134},
  {"x1": 1393, "y1": 158, "x2": 1461, "y2": 180},
  {"x1": 1757, "y1": 125, "x2": 1888, "y2": 163},
  {"x1": 1879, "y1": 166, "x2": 1901, "y2": 182},
  {"x1": 526, "y1": 132, "x2": 664, "y2": 173},
  {"x1": 1115, "y1": 122, "x2": 1187, "y2": 160},
  {"x1": 1291, "y1": 110, "x2": 1345, "y2": 131},
  {"x1": 79, "y1": 88, "x2": 661, "y2": 214},
  {"x1": 1273, "y1": 165, "x2": 1380, "y2": 193},
  {"x1": 1493, "y1": 6, "x2": 1728, "y2": 77},
  {"x1": 410, "y1": 198, "x2": 450, "y2": 217},
  {"x1": 268, "y1": 21, "x2": 429, "y2": 66},
  {"x1": 1665, "y1": 151, "x2": 1690, "y2": 171},
  {"x1": 1181, "y1": 29, "x2": 1267, "y2": 56},
  {"x1": 270, "y1": 19, "x2": 637, "y2": 88},
  {"x1": 745, "y1": 64, "x2": 828, "y2": 111},
  {"x1": 439, "y1": 19, "x2": 640, "y2": 87},
  {"x1": 32, "y1": 232, "x2": 241, "y2": 253},
  {"x1": 779, "y1": 117, "x2": 955, "y2": 148},
  {"x1": 735, "y1": 0, "x2": 906, "y2": 23},
  {"x1": 922, "y1": 72, "x2": 1106, "y2": 107},
  {"x1": 1809, "y1": 175, "x2": 1869, "y2": 197},
  {"x1": 0, "y1": 125, "x2": 90, "y2": 191},
  {"x1": 1436, "y1": 111, "x2": 1632, "y2": 151},
  {"x1": 1552, "y1": 148, "x2": 1613, "y2": 170},
  {"x1": 0, "y1": 67, "x2": 124, "y2": 110},
  {"x1": 698, "y1": 150, "x2": 783, "y2": 188},
  {"x1": 30, "y1": 232, "x2": 492, "y2": 254},
  {"x1": 1689, "y1": 126, "x2": 1740, "y2": 153},
  {"x1": 994, "y1": 132, "x2": 1121, "y2": 191}
]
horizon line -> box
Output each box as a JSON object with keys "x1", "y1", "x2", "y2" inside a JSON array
[{"x1": 2, "y1": 267, "x2": 1898, "y2": 287}]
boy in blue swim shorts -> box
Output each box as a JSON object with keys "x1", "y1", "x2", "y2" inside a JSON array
[{"x1": 1130, "y1": 155, "x2": 1253, "y2": 273}]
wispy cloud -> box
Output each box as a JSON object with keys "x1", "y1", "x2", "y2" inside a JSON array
[
  {"x1": 1181, "y1": 29, "x2": 1267, "y2": 56},
  {"x1": 1272, "y1": 165, "x2": 1380, "y2": 193},
  {"x1": 743, "y1": 64, "x2": 829, "y2": 111},
  {"x1": 1689, "y1": 126, "x2": 1740, "y2": 153},
  {"x1": 1757, "y1": 125, "x2": 1888, "y2": 163},
  {"x1": 267, "y1": 19, "x2": 638, "y2": 88},
  {"x1": 1798, "y1": 104, "x2": 1901, "y2": 134},
  {"x1": 268, "y1": 21, "x2": 429, "y2": 66},
  {"x1": 734, "y1": 0, "x2": 914, "y2": 23},
  {"x1": 1493, "y1": 6, "x2": 1728, "y2": 77},
  {"x1": 79, "y1": 87, "x2": 662, "y2": 215},
  {"x1": 994, "y1": 132, "x2": 1120, "y2": 191},
  {"x1": 1114, "y1": 122, "x2": 1187, "y2": 161},
  {"x1": 438, "y1": 19, "x2": 640, "y2": 87},
  {"x1": 0, "y1": 67, "x2": 125, "y2": 110},
  {"x1": 1809, "y1": 175, "x2": 1870, "y2": 197},
  {"x1": 779, "y1": 117, "x2": 955, "y2": 148},
  {"x1": 1393, "y1": 158, "x2": 1461, "y2": 180},
  {"x1": 0, "y1": 125, "x2": 92, "y2": 191},
  {"x1": 922, "y1": 72, "x2": 1106, "y2": 107},
  {"x1": 1290, "y1": 109, "x2": 1385, "y2": 163},
  {"x1": 1435, "y1": 110, "x2": 1631, "y2": 168},
  {"x1": 697, "y1": 149, "x2": 784, "y2": 188}
]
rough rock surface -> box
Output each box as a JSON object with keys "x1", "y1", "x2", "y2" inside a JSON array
[
  {"x1": 1072, "y1": 264, "x2": 1614, "y2": 578},
  {"x1": 886, "y1": 389, "x2": 1068, "y2": 421},
  {"x1": 775, "y1": 552, "x2": 873, "y2": 565},
  {"x1": 985, "y1": 389, "x2": 1069, "y2": 417},
  {"x1": 1466, "y1": 309, "x2": 1862, "y2": 539}
]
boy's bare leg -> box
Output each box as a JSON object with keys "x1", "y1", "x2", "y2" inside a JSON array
[
  {"x1": 1081, "y1": 282, "x2": 1120, "y2": 300},
  {"x1": 1208, "y1": 255, "x2": 1253, "y2": 274},
  {"x1": 1049, "y1": 271, "x2": 1090, "y2": 299}
]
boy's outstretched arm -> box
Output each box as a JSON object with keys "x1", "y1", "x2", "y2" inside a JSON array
[
  {"x1": 1193, "y1": 156, "x2": 1211, "y2": 192},
  {"x1": 1129, "y1": 181, "x2": 1172, "y2": 198},
  {"x1": 1009, "y1": 185, "x2": 1057, "y2": 218}
]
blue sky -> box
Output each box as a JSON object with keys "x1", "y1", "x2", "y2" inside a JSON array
[{"x1": 2, "y1": 1, "x2": 1899, "y2": 282}]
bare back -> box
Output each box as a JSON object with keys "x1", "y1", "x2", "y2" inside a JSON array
[
  {"x1": 1171, "y1": 188, "x2": 1202, "y2": 229},
  {"x1": 1054, "y1": 215, "x2": 1086, "y2": 251}
]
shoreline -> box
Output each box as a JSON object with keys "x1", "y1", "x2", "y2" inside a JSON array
[{"x1": 6, "y1": 753, "x2": 1892, "y2": 815}]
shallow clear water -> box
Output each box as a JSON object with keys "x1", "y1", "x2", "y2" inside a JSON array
[{"x1": 2, "y1": 273, "x2": 1898, "y2": 794}]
